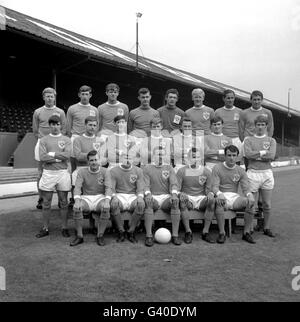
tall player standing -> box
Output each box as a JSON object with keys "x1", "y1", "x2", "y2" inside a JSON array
[
  {"x1": 243, "y1": 115, "x2": 276, "y2": 237},
  {"x1": 36, "y1": 115, "x2": 71, "y2": 238},
  {"x1": 185, "y1": 88, "x2": 215, "y2": 135},
  {"x1": 98, "y1": 83, "x2": 129, "y2": 134},
  {"x1": 66, "y1": 85, "x2": 98, "y2": 207},
  {"x1": 32, "y1": 87, "x2": 66, "y2": 209}
]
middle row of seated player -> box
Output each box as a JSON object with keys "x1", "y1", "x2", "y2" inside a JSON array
[
  {"x1": 72, "y1": 114, "x2": 234, "y2": 176},
  {"x1": 70, "y1": 144, "x2": 257, "y2": 248}
]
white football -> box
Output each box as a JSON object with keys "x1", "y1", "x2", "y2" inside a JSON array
[{"x1": 154, "y1": 228, "x2": 172, "y2": 244}]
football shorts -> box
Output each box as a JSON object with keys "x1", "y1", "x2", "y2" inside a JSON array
[
  {"x1": 247, "y1": 169, "x2": 274, "y2": 192},
  {"x1": 39, "y1": 169, "x2": 71, "y2": 192}
]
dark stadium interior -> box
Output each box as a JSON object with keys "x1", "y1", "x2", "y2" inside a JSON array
[{"x1": 0, "y1": 27, "x2": 299, "y2": 150}]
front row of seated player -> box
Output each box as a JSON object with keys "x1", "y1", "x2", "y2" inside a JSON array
[{"x1": 36, "y1": 115, "x2": 276, "y2": 246}]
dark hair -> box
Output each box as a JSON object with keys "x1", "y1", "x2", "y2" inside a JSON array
[
  {"x1": 79, "y1": 85, "x2": 92, "y2": 93},
  {"x1": 138, "y1": 87, "x2": 150, "y2": 95},
  {"x1": 85, "y1": 116, "x2": 98, "y2": 124},
  {"x1": 224, "y1": 145, "x2": 239, "y2": 156},
  {"x1": 223, "y1": 89, "x2": 235, "y2": 98},
  {"x1": 182, "y1": 117, "x2": 192, "y2": 123},
  {"x1": 114, "y1": 115, "x2": 126, "y2": 123},
  {"x1": 87, "y1": 150, "x2": 98, "y2": 160},
  {"x1": 106, "y1": 83, "x2": 120, "y2": 92},
  {"x1": 165, "y1": 88, "x2": 179, "y2": 98},
  {"x1": 210, "y1": 115, "x2": 223, "y2": 125},
  {"x1": 48, "y1": 115, "x2": 61, "y2": 125},
  {"x1": 250, "y1": 90, "x2": 263, "y2": 100},
  {"x1": 254, "y1": 115, "x2": 268, "y2": 125}
]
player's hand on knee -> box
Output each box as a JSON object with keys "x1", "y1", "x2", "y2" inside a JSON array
[
  {"x1": 207, "y1": 191, "x2": 215, "y2": 202},
  {"x1": 136, "y1": 196, "x2": 145, "y2": 212},
  {"x1": 103, "y1": 198, "x2": 111, "y2": 212},
  {"x1": 144, "y1": 193, "x2": 153, "y2": 208},
  {"x1": 216, "y1": 194, "x2": 226, "y2": 207},
  {"x1": 179, "y1": 192, "x2": 188, "y2": 204},
  {"x1": 171, "y1": 193, "x2": 179, "y2": 209},
  {"x1": 247, "y1": 193, "x2": 255, "y2": 209},
  {"x1": 111, "y1": 196, "x2": 119, "y2": 209},
  {"x1": 73, "y1": 199, "x2": 82, "y2": 212}
]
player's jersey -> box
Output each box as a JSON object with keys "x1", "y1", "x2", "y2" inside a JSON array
[
  {"x1": 138, "y1": 135, "x2": 173, "y2": 166},
  {"x1": 98, "y1": 101, "x2": 129, "y2": 133},
  {"x1": 106, "y1": 133, "x2": 139, "y2": 166},
  {"x1": 74, "y1": 167, "x2": 112, "y2": 197},
  {"x1": 243, "y1": 135, "x2": 276, "y2": 170},
  {"x1": 39, "y1": 133, "x2": 71, "y2": 170},
  {"x1": 204, "y1": 133, "x2": 232, "y2": 164},
  {"x1": 143, "y1": 164, "x2": 178, "y2": 195},
  {"x1": 128, "y1": 106, "x2": 159, "y2": 136},
  {"x1": 73, "y1": 134, "x2": 106, "y2": 166},
  {"x1": 172, "y1": 133, "x2": 204, "y2": 166},
  {"x1": 214, "y1": 106, "x2": 242, "y2": 138},
  {"x1": 211, "y1": 162, "x2": 251, "y2": 195},
  {"x1": 32, "y1": 106, "x2": 66, "y2": 138},
  {"x1": 110, "y1": 164, "x2": 144, "y2": 195},
  {"x1": 157, "y1": 105, "x2": 185, "y2": 134},
  {"x1": 185, "y1": 105, "x2": 215, "y2": 135},
  {"x1": 239, "y1": 107, "x2": 274, "y2": 141},
  {"x1": 177, "y1": 165, "x2": 212, "y2": 196},
  {"x1": 66, "y1": 102, "x2": 98, "y2": 136}
]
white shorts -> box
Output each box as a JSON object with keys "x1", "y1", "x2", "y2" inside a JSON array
[
  {"x1": 115, "y1": 193, "x2": 137, "y2": 211},
  {"x1": 153, "y1": 194, "x2": 171, "y2": 208},
  {"x1": 205, "y1": 162, "x2": 218, "y2": 172},
  {"x1": 81, "y1": 194, "x2": 106, "y2": 212},
  {"x1": 187, "y1": 195, "x2": 207, "y2": 209},
  {"x1": 39, "y1": 169, "x2": 71, "y2": 192},
  {"x1": 223, "y1": 192, "x2": 240, "y2": 210},
  {"x1": 71, "y1": 166, "x2": 86, "y2": 186},
  {"x1": 34, "y1": 139, "x2": 40, "y2": 161},
  {"x1": 70, "y1": 134, "x2": 80, "y2": 158},
  {"x1": 247, "y1": 169, "x2": 274, "y2": 192}
]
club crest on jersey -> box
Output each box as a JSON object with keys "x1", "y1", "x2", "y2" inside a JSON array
[
  {"x1": 89, "y1": 110, "x2": 96, "y2": 117},
  {"x1": 159, "y1": 141, "x2": 167, "y2": 149},
  {"x1": 203, "y1": 112, "x2": 210, "y2": 120},
  {"x1": 58, "y1": 140, "x2": 65, "y2": 149},
  {"x1": 117, "y1": 108, "x2": 124, "y2": 116},
  {"x1": 52, "y1": 112, "x2": 60, "y2": 117},
  {"x1": 173, "y1": 115, "x2": 181, "y2": 124},
  {"x1": 93, "y1": 143, "x2": 101, "y2": 151},
  {"x1": 198, "y1": 175, "x2": 207, "y2": 185},
  {"x1": 221, "y1": 140, "x2": 229, "y2": 148},
  {"x1": 130, "y1": 174, "x2": 137, "y2": 184},
  {"x1": 97, "y1": 175, "x2": 104, "y2": 185},
  {"x1": 261, "y1": 113, "x2": 268, "y2": 119},
  {"x1": 263, "y1": 141, "x2": 270, "y2": 150},
  {"x1": 232, "y1": 174, "x2": 240, "y2": 182},
  {"x1": 234, "y1": 113, "x2": 240, "y2": 121},
  {"x1": 162, "y1": 170, "x2": 170, "y2": 179}
]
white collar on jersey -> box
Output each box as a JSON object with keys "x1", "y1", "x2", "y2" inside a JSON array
[
  {"x1": 49, "y1": 133, "x2": 62, "y2": 137},
  {"x1": 250, "y1": 106, "x2": 263, "y2": 111},
  {"x1": 211, "y1": 133, "x2": 223, "y2": 137},
  {"x1": 193, "y1": 105, "x2": 204, "y2": 109},
  {"x1": 106, "y1": 101, "x2": 120, "y2": 106},
  {"x1": 115, "y1": 132, "x2": 126, "y2": 137},
  {"x1": 150, "y1": 134, "x2": 163, "y2": 139},
  {"x1": 119, "y1": 164, "x2": 133, "y2": 171},
  {"x1": 223, "y1": 162, "x2": 236, "y2": 170},
  {"x1": 254, "y1": 134, "x2": 267, "y2": 138},
  {"x1": 78, "y1": 102, "x2": 91, "y2": 107},
  {"x1": 43, "y1": 105, "x2": 56, "y2": 109},
  {"x1": 83, "y1": 133, "x2": 95, "y2": 139},
  {"x1": 188, "y1": 164, "x2": 203, "y2": 171},
  {"x1": 88, "y1": 167, "x2": 101, "y2": 174},
  {"x1": 223, "y1": 106, "x2": 236, "y2": 111}
]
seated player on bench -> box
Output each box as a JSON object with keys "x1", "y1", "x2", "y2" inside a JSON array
[{"x1": 71, "y1": 150, "x2": 111, "y2": 246}]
